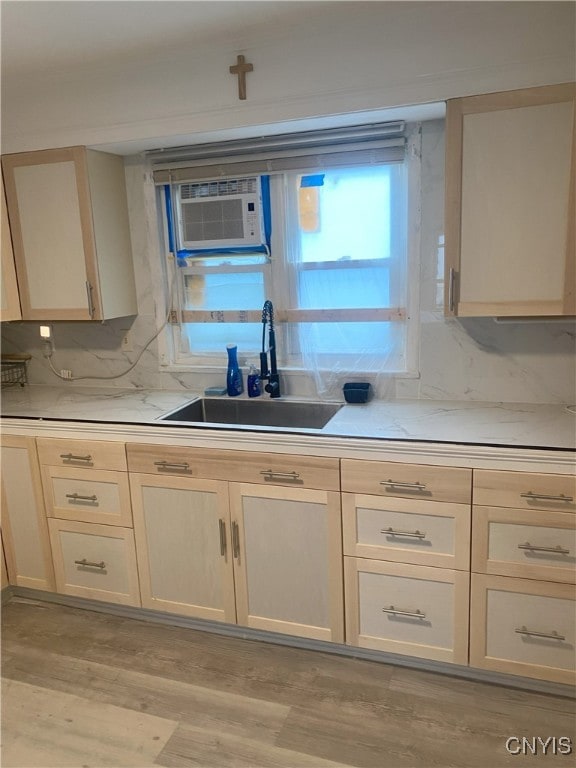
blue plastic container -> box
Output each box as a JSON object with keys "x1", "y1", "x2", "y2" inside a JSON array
[{"x1": 226, "y1": 345, "x2": 244, "y2": 396}]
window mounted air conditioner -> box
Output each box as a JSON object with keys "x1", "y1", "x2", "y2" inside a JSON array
[{"x1": 177, "y1": 177, "x2": 265, "y2": 250}]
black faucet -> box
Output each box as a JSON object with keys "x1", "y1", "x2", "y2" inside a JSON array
[{"x1": 260, "y1": 300, "x2": 281, "y2": 398}]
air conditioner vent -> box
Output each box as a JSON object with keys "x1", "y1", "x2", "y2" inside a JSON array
[{"x1": 180, "y1": 177, "x2": 258, "y2": 200}]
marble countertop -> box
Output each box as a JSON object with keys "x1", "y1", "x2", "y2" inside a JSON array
[{"x1": 1, "y1": 385, "x2": 575, "y2": 451}]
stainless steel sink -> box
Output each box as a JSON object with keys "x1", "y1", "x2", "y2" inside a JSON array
[{"x1": 161, "y1": 398, "x2": 342, "y2": 430}]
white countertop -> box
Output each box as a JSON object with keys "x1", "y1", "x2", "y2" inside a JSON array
[{"x1": 1, "y1": 386, "x2": 575, "y2": 452}]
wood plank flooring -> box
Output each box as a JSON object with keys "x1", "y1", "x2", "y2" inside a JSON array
[{"x1": 2, "y1": 597, "x2": 575, "y2": 768}]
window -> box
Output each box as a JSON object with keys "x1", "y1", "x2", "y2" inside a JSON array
[{"x1": 153, "y1": 122, "x2": 419, "y2": 392}]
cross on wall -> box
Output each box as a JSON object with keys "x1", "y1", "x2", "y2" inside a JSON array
[{"x1": 229, "y1": 54, "x2": 253, "y2": 100}]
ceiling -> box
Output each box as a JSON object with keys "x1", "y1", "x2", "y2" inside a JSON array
[{"x1": 1, "y1": 1, "x2": 339, "y2": 76}]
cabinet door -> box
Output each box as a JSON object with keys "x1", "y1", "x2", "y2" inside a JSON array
[
  {"x1": 230, "y1": 482, "x2": 344, "y2": 643},
  {"x1": 0, "y1": 174, "x2": 21, "y2": 321},
  {"x1": 130, "y1": 473, "x2": 236, "y2": 623},
  {"x1": 0, "y1": 435, "x2": 54, "y2": 591},
  {"x1": 445, "y1": 83, "x2": 576, "y2": 317}
]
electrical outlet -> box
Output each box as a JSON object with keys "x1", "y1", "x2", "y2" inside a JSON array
[
  {"x1": 121, "y1": 331, "x2": 133, "y2": 352},
  {"x1": 60, "y1": 369, "x2": 73, "y2": 380}
]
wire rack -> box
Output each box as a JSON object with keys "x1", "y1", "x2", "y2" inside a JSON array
[{"x1": 1, "y1": 355, "x2": 30, "y2": 387}]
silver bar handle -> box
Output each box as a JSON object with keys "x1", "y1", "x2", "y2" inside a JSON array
[
  {"x1": 380, "y1": 480, "x2": 427, "y2": 492},
  {"x1": 232, "y1": 521, "x2": 240, "y2": 559},
  {"x1": 382, "y1": 527, "x2": 427, "y2": 540},
  {"x1": 153, "y1": 460, "x2": 190, "y2": 472},
  {"x1": 86, "y1": 281, "x2": 95, "y2": 319},
  {"x1": 74, "y1": 558, "x2": 105, "y2": 570},
  {"x1": 218, "y1": 518, "x2": 227, "y2": 557},
  {"x1": 66, "y1": 493, "x2": 98, "y2": 503},
  {"x1": 448, "y1": 267, "x2": 456, "y2": 313},
  {"x1": 60, "y1": 453, "x2": 93, "y2": 463},
  {"x1": 260, "y1": 469, "x2": 301, "y2": 482},
  {"x1": 520, "y1": 491, "x2": 574, "y2": 503},
  {"x1": 515, "y1": 626, "x2": 566, "y2": 642},
  {"x1": 383, "y1": 605, "x2": 426, "y2": 620},
  {"x1": 518, "y1": 542, "x2": 570, "y2": 555}
]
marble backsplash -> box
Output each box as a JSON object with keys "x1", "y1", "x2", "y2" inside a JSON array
[{"x1": 2, "y1": 121, "x2": 575, "y2": 405}]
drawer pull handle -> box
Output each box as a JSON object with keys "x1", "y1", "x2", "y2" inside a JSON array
[
  {"x1": 518, "y1": 542, "x2": 571, "y2": 556},
  {"x1": 153, "y1": 461, "x2": 190, "y2": 472},
  {"x1": 60, "y1": 453, "x2": 93, "y2": 463},
  {"x1": 515, "y1": 626, "x2": 566, "y2": 642},
  {"x1": 232, "y1": 521, "x2": 241, "y2": 559},
  {"x1": 74, "y1": 558, "x2": 106, "y2": 570},
  {"x1": 382, "y1": 527, "x2": 427, "y2": 540},
  {"x1": 260, "y1": 469, "x2": 301, "y2": 482},
  {"x1": 381, "y1": 480, "x2": 427, "y2": 492},
  {"x1": 520, "y1": 492, "x2": 574, "y2": 503},
  {"x1": 382, "y1": 605, "x2": 426, "y2": 620},
  {"x1": 218, "y1": 518, "x2": 227, "y2": 557},
  {"x1": 66, "y1": 493, "x2": 98, "y2": 503}
]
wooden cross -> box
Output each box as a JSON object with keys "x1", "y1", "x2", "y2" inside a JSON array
[{"x1": 229, "y1": 54, "x2": 253, "y2": 100}]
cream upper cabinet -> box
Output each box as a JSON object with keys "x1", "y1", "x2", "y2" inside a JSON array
[
  {"x1": 2, "y1": 146, "x2": 137, "y2": 321},
  {"x1": 445, "y1": 83, "x2": 576, "y2": 317},
  {"x1": 1, "y1": 173, "x2": 22, "y2": 321}
]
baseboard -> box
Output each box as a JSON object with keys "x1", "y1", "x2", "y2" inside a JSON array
[{"x1": 6, "y1": 586, "x2": 575, "y2": 699}]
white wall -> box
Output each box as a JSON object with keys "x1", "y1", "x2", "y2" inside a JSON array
[{"x1": 1, "y1": 2, "x2": 574, "y2": 154}]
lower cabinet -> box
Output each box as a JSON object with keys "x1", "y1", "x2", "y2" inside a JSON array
[
  {"x1": 130, "y1": 473, "x2": 236, "y2": 623},
  {"x1": 345, "y1": 557, "x2": 469, "y2": 664},
  {"x1": 48, "y1": 518, "x2": 140, "y2": 607},
  {"x1": 470, "y1": 574, "x2": 575, "y2": 685},
  {"x1": 230, "y1": 482, "x2": 344, "y2": 643},
  {"x1": 1, "y1": 435, "x2": 55, "y2": 590}
]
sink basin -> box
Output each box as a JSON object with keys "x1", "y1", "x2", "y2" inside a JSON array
[{"x1": 161, "y1": 398, "x2": 343, "y2": 430}]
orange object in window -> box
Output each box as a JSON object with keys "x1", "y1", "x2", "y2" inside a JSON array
[{"x1": 298, "y1": 186, "x2": 320, "y2": 233}]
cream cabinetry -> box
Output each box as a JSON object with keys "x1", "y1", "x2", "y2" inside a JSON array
[
  {"x1": 37, "y1": 437, "x2": 139, "y2": 607},
  {"x1": 445, "y1": 83, "x2": 576, "y2": 317},
  {"x1": 342, "y1": 459, "x2": 472, "y2": 664},
  {"x1": 470, "y1": 468, "x2": 576, "y2": 684},
  {"x1": 0, "y1": 173, "x2": 21, "y2": 321},
  {"x1": 127, "y1": 444, "x2": 344, "y2": 642},
  {"x1": 0, "y1": 435, "x2": 54, "y2": 590},
  {"x1": 1, "y1": 146, "x2": 137, "y2": 321}
]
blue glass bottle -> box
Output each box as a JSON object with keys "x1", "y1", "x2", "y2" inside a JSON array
[{"x1": 226, "y1": 344, "x2": 243, "y2": 396}]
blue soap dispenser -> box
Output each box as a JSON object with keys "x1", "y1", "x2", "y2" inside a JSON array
[
  {"x1": 247, "y1": 364, "x2": 261, "y2": 398},
  {"x1": 226, "y1": 344, "x2": 244, "y2": 396}
]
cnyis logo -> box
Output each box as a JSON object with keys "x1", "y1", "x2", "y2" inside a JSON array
[{"x1": 505, "y1": 737, "x2": 573, "y2": 756}]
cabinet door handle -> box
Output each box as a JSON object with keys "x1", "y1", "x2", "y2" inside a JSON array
[
  {"x1": 60, "y1": 453, "x2": 93, "y2": 463},
  {"x1": 520, "y1": 491, "x2": 574, "y2": 503},
  {"x1": 260, "y1": 469, "x2": 301, "y2": 483},
  {"x1": 382, "y1": 605, "x2": 426, "y2": 620},
  {"x1": 74, "y1": 558, "x2": 106, "y2": 570},
  {"x1": 448, "y1": 267, "x2": 457, "y2": 313},
  {"x1": 66, "y1": 493, "x2": 98, "y2": 503},
  {"x1": 86, "y1": 281, "x2": 95, "y2": 319},
  {"x1": 515, "y1": 625, "x2": 565, "y2": 642},
  {"x1": 518, "y1": 542, "x2": 570, "y2": 555},
  {"x1": 218, "y1": 518, "x2": 227, "y2": 557},
  {"x1": 232, "y1": 521, "x2": 240, "y2": 559},
  {"x1": 153, "y1": 460, "x2": 190, "y2": 472},
  {"x1": 380, "y1": 480, "x2": 427, "y2": 492},
  {"x1": 381, "y1": 527, "x2": 427, "y2": 540}
]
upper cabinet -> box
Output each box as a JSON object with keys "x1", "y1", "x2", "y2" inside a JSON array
[
  {"x1": 445, "y1": 83, "x2": 575, "y2": 317},
  {"x1": 2, "y1": 146, "x2": 137, "y2": 321},
  {"x1": 1, "y1": 173, "x2": 22, "y2": 321}
]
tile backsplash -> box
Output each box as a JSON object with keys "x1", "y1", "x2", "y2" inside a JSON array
[{"x1": 2, "y1": 121, "x2": 575, "y2": 404}]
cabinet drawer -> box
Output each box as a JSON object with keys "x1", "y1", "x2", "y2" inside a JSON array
[
  {"x1": 473, "y1": 470, "x2": 576, "y2": 513},
  {"x1": 344, "y1": 557, "x2": 469, "y2": 664},
  {"x1": 37, "y1": 438, "x2": 127, "y2": 472},
  {"x1": 48, "y1": 519, "x2": 140, "y2": 607},
  {"x1": 342, "y1": 494, "x2": 470, "y2": 570},
  {"x1": 42, "y1": 466, "x2": 132, "y2": 527},
  {"x1": 341, "y1": 459, "x2": 471, "y2": 504},
  {"x1": 472, "y1": 506, "x2": 576, "y2": 584},
  {"x1": 127, "y1": 444, "x2": 340, "y2": 491},
  {"x1": 470, "y1": 574, "x2": 575, "y2": 685}
]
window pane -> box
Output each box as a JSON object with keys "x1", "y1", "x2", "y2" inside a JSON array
[
  {"x1": 298, "y1": 264, "x2": 390, "y2": 310},
  {"x1": 299, "y1": 322, "x2": 405, "y2": 364},
  {"x1": 184, "y1": 322, "x2": 261, "y2": 355},
  {"x1": 183, "y1": 271, "x2": 264, "y2": 311}
]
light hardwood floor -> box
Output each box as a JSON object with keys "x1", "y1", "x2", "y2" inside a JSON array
[{"x1": 1, "y1": 597, "x2": 575, "y2": 768}]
